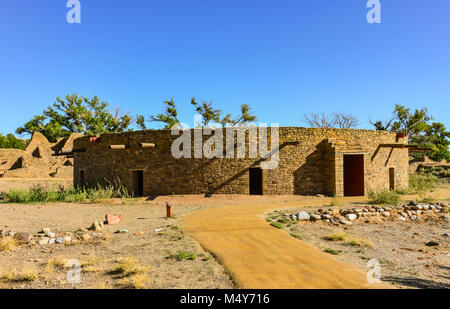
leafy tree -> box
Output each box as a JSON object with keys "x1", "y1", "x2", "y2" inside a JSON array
[
  {"x1": 220, "y1": 104, "x2": 257, "y2": 127},
  {"x1": 0, "y1": 133, "x2": 28, "y2": 150},
  {"x1": 302, "y1": 112, "x2": 359, "y2": 129},
  {"x1": 372, "y1": 105, "x2": 449, "y2": 161},
  {"x1": 16, "y1": 94, "x2": 133, "y2": 142},
  {"x1": 141, "y1": 98, "x2": 257, "y2": 129},
  {"x1": 144, "y1": 98, "x2": 182, "y2": 129},
  {"x1": 191, "y1": 98, "x2": 221, "y2": 128}
]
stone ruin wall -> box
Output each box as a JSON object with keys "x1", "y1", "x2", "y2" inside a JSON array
[
  {"x1": 73, "y1": 127, "x2": 409, "y2": 197},
  {"x1": 0, "y1": 132, "x2": 78, "y2": 178}
]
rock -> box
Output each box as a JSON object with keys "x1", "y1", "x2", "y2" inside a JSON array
[
  {"x1": 422, "y1": 205, "x2": 429, "y2": 210},
  {"x1": 81, "y1": 233, "x2": 91, "y2": 241},
  {"x1": 105, "y1": 214, "x2": 123, "y2": 225},
  {"x1": 321, "y1": 214, "x2": 331, "y2": 220},
  {"x1": 339, "y1": 219, "x2": 353, "y2": 225},
  {"x1": 425, "y1": 241, "x2": 439, "y2": 247},
  {"x1": 42, "y1": 228, "x2": 51, "y2": 234},
  {"x1": 0, "y1": 230, "x2": 7, "y2": 237},
  {"x1": 310, "y1": 214, "x2": 321, "y2": 221},
  {"x1": 8, "y1": 231, "x2": 16, "y2": 237},
  {"x1": 410, "y1": 215, "x2": 418, "y2": 221},
  {"x1": 55, "y1": 238, "x2": 64, "y2": 244},
  {"x1": 398, "y1": 216, "x2": 406, "y2": 222},
  {"x1": 89, "y1": 220, "x2": 104, "y2": 231},
  {"x1": 38, "y1": 237, "x2": 50, "y2": 245},
  {"x1": 297, "y1": 211, "x2": 310, "y2": 221},
  {"x1": 14, "y1": 232, "x2": 33, "y2": 244},
  {"x1": 442, "y1": 233, "x2": 450, "y2": 237},
  {"x1": 48, "y1": 238, "x2": 56, "y2": 245},
  {"x1": 64, "y1": 236, "x2": 72, "y2": 243},
  {"x1": 115, "y1": 229, "x2": 128, "y2": 234},
  {"x1": 316, "y1": 194, "x2": 325, "y2": 198},
  {"x1": 345, "y1": 214, "x2": 357, "y2": 221},
  {"x1": 291, "y1": 214, "x2": 298, "y2": 221},
  {"x1": 47, "y1": 232, "x2": 56, "y2": 238},
  {"x1": 382, "y1": 211, "x2": 391, "y2": 217}
]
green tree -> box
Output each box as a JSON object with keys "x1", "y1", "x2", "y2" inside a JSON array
[
  {"x1": 16, "y1": 94, "x2": 133, "y2": 142},
  {"x1": 144, "y1": 98, "x2": 182, "y2": 130},
  {"x1": 372, "y1": 105, "x2": 450, "y2": 161},
  {"x1": 140, "y1": 98, "x2": 257, "y2": 129},
  {"x1": 0, "y1": 133, "x2": 29, "y2": 150}
]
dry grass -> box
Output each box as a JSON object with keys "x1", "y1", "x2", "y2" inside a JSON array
[
  {"x1": 0, "y1": 237, "x2": 19, "y2": 252},
  {"x1": 0, "y1": 268, "x2": 38, "y2": 283},
  {"x1": 46, "y1": 256, "x2": 69, "y2": 270},
  {"x1": 81, "y1": 257, "x2": 101, "y2": 273},
  {"x1": 324, "y1": 232, "x2": 373, "y2": 248},
  {"x1": 324, "y1": 232, "x2": 347, "y2": 241},
  {"x1": 116, "y1": 274, "x2": 150, "y2": 289},
  {"x1": 111, "y1": 257, "x2": 149, "y2": 277}
]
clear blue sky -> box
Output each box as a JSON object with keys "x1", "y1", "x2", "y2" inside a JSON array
[{"x1": 1, "y1": 0, "x2": 449, "y2": 136}]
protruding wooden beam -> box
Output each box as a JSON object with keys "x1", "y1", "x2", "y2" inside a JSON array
[
  {"x1": 109, "y1": 145, "x2": 126, "y2": 150},
  {"x1": 141, "y1": 143, "x2": 156, "y2": 148}
]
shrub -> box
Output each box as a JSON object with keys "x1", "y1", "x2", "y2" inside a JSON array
[
  {"x1": 409, "y1": 173, "x2": 439, "y2": 198},
  {"x1": 368, "y1": 189, "x2": 401, "y2": 205},
  {"x1": 168, "y1": 251, "x2": 196, "y2": 261}
]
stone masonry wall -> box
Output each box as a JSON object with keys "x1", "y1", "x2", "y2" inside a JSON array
[{"x1": 73, "y1": 127, "x2": 409, "y2": 196}]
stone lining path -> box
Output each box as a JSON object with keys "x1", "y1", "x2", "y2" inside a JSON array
[{"x1": 182, "y1": 196, "x2": 377, "y2": 289}]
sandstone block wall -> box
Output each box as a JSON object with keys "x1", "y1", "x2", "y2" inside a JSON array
[{"x1": 73, "y1": 127, "x2": 409, "y2": 197}]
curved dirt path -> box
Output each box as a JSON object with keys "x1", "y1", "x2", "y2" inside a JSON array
[{"x1": 182, "y1": 196, "x2": 376, "y2": 289}]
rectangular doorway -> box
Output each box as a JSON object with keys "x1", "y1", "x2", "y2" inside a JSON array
[
  {"x1": 389, "y1": 168, "x2": 395, "y2": 191},
  {"x1": 343, "y1": 155, "x2": 365, "y2": 196},
  {"x1": 132, "y1": 170, "x2": 144, "y2": 197},
  {"x1": 79, "y1": 170, "x2": 85, "y2": 187},
  {"x1": 249, "y1": 168, "x2": 263, "y2": 195}
]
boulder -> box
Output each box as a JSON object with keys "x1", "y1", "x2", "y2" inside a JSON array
[
  {"x1": 345, "y1": 214, "x2": 357, "y2": 221},
  {"x1": 310, "y1": 214, "x2": 321, "y2": 221},
  {"x1": 382, "y1": 211, "x2": 391, "y2": 217},
  {"x1": 297, "y1": 211, "x2": 310, "y2": 221},
  {"x1": 14, "y1": 232, "x2": 33, "y2": 244}
]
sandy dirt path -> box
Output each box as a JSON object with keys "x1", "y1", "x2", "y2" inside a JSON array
[
  {"x1": 183, "y1": 186, "x2": 450, "y2": 289},
  {"x1": 182, "y1": 196, "x2": 377, "y2": 289}
]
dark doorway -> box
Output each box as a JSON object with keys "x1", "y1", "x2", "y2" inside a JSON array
[
  {"x1": 389, "y1": 168, "x2": 395, "y2": 191},
  {"x1": 132, "y1": 171, "x2": 144, "y2": 197},
  {"x1": 343, "y1": 155, "x2": 365, "y2": 196},
  {"x1": 79, "y1": 170, "x2": 85, "y2": 187},
  {"x1": 249, "y1": 168, "x2": 263, "y2": 195}
]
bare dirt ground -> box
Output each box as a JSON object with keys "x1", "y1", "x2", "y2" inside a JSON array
[
  {"x1": 0, "y1": 178, "x2": 449, "y2": 289},
  {"x1": 0, "y1": 178, "x2": 72, "y2": 192}
]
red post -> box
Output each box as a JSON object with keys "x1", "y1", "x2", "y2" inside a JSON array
[{"x1": 166, "y1": 201, "x2": 173, "y2": 218}]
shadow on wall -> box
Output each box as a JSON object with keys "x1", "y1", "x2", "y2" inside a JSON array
[{"x1": 294, "y1": 139, "x2": 333, "y2": 196}]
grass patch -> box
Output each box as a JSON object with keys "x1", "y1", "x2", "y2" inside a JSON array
[
  {"x1": 270, "y1": 222, "x2": 284, "y2": 229},
  {"x1": 0, "y1": 237, "x2": 19, "y2": 252},
  {"x1": 1, "y1": 180, "x2": 131, "y2": 204},
  {"x1": 324, "y1": 232, "x2": 347, "y2": 241},
  {"x1": 112, "y1": 257, "x2": 149, "y2": 277},
  {"x1": 324, "y1": 232, "x2": 373, "y2": 248},
  {"x1": 168, "y1": 251, "x2": 196, "y2": 261},
  {"x1": 323, "y1": 248, "x2": 341, "y2": 255},
  {"x1": 368, "y1": 189, "x2": 401, "y2": 205},
  {"x1": 289, "y1": 233, "x2": 302, "y2": 240},
  {"x1": 116, "y1": 274, "x2": 150, "y2": 289}
]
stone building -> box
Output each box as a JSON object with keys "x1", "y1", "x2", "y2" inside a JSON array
[
  {"x1": 0, "y1": 132, "x2": 81, "y2": 178},
  {"x1": 73, "y1": 127, "x2": 412, "y2": 197}
]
